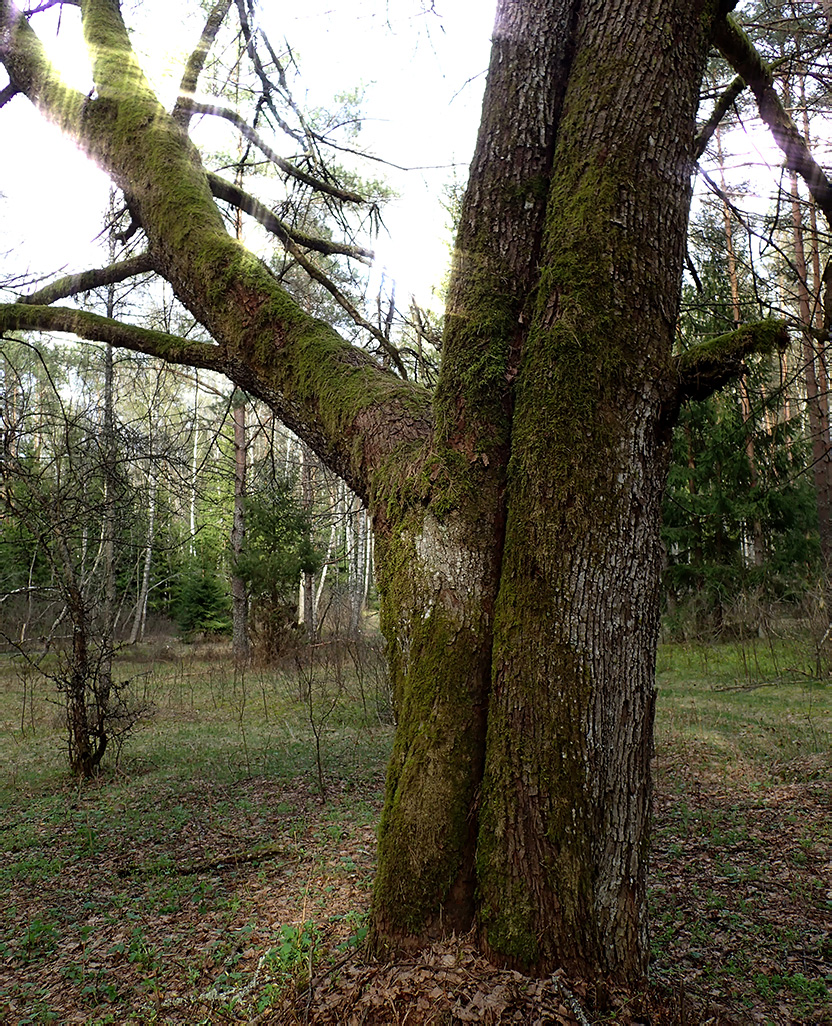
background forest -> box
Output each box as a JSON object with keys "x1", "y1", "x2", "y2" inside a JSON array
[{"x1": 0, "y1": 0, "x2": 830, "y2": 1023}]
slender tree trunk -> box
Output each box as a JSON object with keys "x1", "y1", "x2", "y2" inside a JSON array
[
  {"x1": 130, "y1": 466, "x2": 157, "y2": 644},
  {"x1": 790, "y1": 172, "x2": 832, "y2": 564},
  {"x1": 798, "y1": 80, "x2": 832, "y2": 576},
  {"x1": 299, "y1": 443, "x2": 316, "y2": 638},
  {"x1": 348, "y1": 497, "x2": 366, "y2": 636},
  {"x1": 95, "y1": 199, "x2": 122, "y2": 757},
  {"x1": 189, "y1": 375, "x2": 199, "y2": 555},
  {"x1": 718, "y1": 130, "x2": 765, "y2": 566},
  {"x1": 231, "y1": 391, "x2": 249, "y2": 663}
]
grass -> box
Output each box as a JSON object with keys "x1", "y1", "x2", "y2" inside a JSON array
[
  {"x1": 655, "y1": 635, "x2": 830, "y2": 782},
  {"x1": 0, "y1": 633, "x2": 830, "y2": 1024}
]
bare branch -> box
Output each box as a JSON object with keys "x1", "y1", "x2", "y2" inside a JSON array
[
  {"x1": 713, "y1": 15, "x2": 832, "y2": 225},
  {"x1": 23, "y1": 0, "x2": 79, "y2": 12},
  {"x1": 193, "y1": 102, "x2": 366, "y2": 204},
  {"x1": 0, "y1": 82, "x2": 18, "y2": 107},
  {"x1": 19, "y1": 253, "x2": 156, "y2": 305},
  {"x1": 0, "y1": 302, "x2": 224, "y2": 371},
  {"x1": 172, "y1": 0, "x2": 234, "y2": 129},
  {"x1": 207, "y1": 173, "x2": 372, "y2": 261},
  {"x1": 232, "y1": 0, "x2": 305, "y2": 146},
  {"x1": 694, "y1": 74, "x2": 746, "y2": 160}
]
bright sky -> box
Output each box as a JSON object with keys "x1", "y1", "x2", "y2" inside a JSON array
[{"x1": 0, "y1": 0, "x2": 495, "y2": 310}]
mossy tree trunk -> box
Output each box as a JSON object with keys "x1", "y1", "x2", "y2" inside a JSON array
[
  {"x1": 0, "y1": 0, "x2": 747, "y2": 991},
  {"x1": 372, "y1": 0, "x2": 718, "y2": 988}
]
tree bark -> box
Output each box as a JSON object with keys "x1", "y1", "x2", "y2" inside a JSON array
[{"x1": 469, "y1": 0, "x2": 711, "y2": 983}]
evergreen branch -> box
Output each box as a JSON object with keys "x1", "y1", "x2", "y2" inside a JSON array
[
  {"x1": 712, "y1": 15, "x2": 832, "y2": 224},
  {"x1": 19, "y1": 253, "x2": 156, "y2": 305},
  {"x1": 171, "y1": 0, "x2": 234, "y2": 129},
  {"x1": 207, "y1": 174, "x2": 373, "y2": 261},
  {"x1": 195, "y1": 103, "x2": 366, "y2": 204},
  {"x1": 0, "y1": 303, "x2": 224, "y2": 370},
  {"x1": 675, "y1": 319, "x2": 789, "y2": 406}
]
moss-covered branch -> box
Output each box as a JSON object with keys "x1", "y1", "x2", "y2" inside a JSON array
[
  {"x1": 712, "y1": 15, "x2": 832, "y2": 226},
  {"x1": 0, "y1": 302, "x2": 224, "y2": 370},
  {"x1": 207, "y1": 174, "x2": 373, "y2": 261},
  {"x1": 694, "y1": 73, "x2": 746, "y2": 160},
  {"x1": 0, "y1": 0, "x2": 429, "y2": 494},
  {"x1": 171, "y1": 0, "x2": 233, "y2": 129},
  {"x1": 0, "y1": 0, "x2": 88, "y2": 136},
  {"x1": 19, "y1": 254, "x2": 156, "y2": 306},
  {"x1": 675, "y1": 319, "x2": 789, "y2": 406}
]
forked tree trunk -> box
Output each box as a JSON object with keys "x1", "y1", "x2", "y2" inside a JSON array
[
  {"x1": 0, "y1": 0, "x2": 731, "y2": 990},
  {"x1": 371, "y1": 0, "x2": 714, "y2": 988}
]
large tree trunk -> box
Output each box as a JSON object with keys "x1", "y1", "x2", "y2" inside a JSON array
[
  {"x1": 372, "y1": 0, "x2": 713, "y2": 989},
  {"x1": 0, "y1": 0, "x2": 736, "y2": 992},
  {"x1": 371, "y1": 0, "x2": 576, "y2": 945}
]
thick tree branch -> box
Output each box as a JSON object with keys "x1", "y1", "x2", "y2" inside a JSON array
[
  {"x1": 207, "y1": 174, "x2": 373, "y2": 261},
  {"x1": 712, "y1": 15, "x2": 832, "y2": 224},
  {"x1": 19, "y1": 253, "x2": 156, "y2": 305},
  {"x1": 0, "y1": 302, "x2": 224, "y2": 369},
  {"x1": 0, "y1": 0, "x2": 88, "y2": 137},
  {"x1": 171, "y1": 0, "x2": 233, "y2": 129},
  {"x1": 1, "y1": 0, "x2": 428, "y2": 495},
  {"x1": 193, "y1": 102, "x2": 366, "y2": 204},
  {"x1": 675, "y1": 319, "x2": 789, "y2": 406}
]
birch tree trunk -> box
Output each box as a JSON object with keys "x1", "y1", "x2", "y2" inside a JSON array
[{"x1": 230, "y1": 391, "x2": 249, "y2": 663}]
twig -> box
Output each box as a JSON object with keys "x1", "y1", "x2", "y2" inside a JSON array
[
  {"x1": 552, "y1": 971, "x2": 592, "y2": 1026},
  {"x1": 117, "y1": 843, "x2": 294, "y2": 877},
  {"x1": 713, "y1": 675, "x2": 824, "y2": 692}
]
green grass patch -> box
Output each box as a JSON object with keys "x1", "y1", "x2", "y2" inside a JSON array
[{"x1": 655, "y1": 636, "x2": 830, "y2": 782}]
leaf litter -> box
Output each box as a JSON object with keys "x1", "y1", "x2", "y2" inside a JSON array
[{"x1": 0, "y1": 765, "x2": 829, "y2": 1024}]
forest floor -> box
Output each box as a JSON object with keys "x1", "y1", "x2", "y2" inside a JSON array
[{"x1": 0, "y1": 635, "x2": 829, "y2": 1025}]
